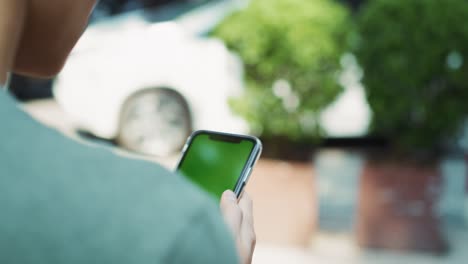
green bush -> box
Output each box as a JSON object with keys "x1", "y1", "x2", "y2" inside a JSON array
[
  {"x1": 213, "y1": 0, "x2": 351, "y2": 141},
  {"x1": 356, "y1": 0, "x2": 468, "y2": 154}
]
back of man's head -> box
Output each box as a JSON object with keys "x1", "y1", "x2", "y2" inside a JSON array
[{"x1": 0, "y1": 0, "x2": 97, "y2": 82}]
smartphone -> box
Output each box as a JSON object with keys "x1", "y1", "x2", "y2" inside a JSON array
[{"x1": 176, "y1": 130, "x2": 262, "y2": 199}]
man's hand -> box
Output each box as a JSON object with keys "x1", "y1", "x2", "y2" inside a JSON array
[{"x1": 220, "y1": 190, "x2": 256, "y2": 264}]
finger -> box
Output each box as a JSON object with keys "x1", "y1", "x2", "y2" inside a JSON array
[
  {"x1": 239, "y1": 192, "x2": 255, "y2": 242},
  {"x1": 238, "y1": 192, "x2": 256, "y2": 263},
  {"x1": 220, "y1": 190, "x2": 242, "y2": 234},
  {"x1": 239, "y1": 192, "x2": 254, "y2": 226}
]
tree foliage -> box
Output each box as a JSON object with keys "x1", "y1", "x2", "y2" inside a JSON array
[
  {"x1": 213, "y1": 0, "x2": 351, "y2": 141},
  {"x1": 356, "y1": 0, "x2": 468, "y2": 153}
]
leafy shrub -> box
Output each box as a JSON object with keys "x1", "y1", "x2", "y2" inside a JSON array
[
  {"x1": 356, "y1": 0, "x2": 468, "y2": 153},
  {"x1": 213, "y1": 0, "x2": 351, "y2": 141}
]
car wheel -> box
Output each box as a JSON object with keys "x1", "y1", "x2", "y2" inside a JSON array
[{"x1": 116, "y1": 87, "x2": 192, "y2": 157}]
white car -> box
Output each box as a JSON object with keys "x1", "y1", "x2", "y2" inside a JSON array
[{"x1": 54, "y1": 9, "x2": 247, "y2": 156}]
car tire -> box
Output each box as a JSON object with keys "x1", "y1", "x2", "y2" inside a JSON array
[{"x1": 116, "y1": 87, "x2": 192, "y2": 157}]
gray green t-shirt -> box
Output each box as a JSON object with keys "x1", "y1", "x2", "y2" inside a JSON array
[{"x1": 0, "y1": 89, "x2": 238, "y2": 264}]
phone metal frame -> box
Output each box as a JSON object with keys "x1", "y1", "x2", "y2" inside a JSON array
[{"x1": 175, "y1": 130, "x2": 263, "y2": 198}]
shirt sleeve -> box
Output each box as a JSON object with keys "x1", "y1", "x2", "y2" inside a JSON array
[{"x1": 164, "y1": 205, "x2": 240, "y2": 264}]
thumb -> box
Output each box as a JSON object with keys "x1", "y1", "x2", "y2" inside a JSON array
[{"x1": 220, "y1": 190, "x2": 242, "y2": 234}]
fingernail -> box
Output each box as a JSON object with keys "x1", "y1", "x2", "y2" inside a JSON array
[{"x1": 225, "y1": 190, "x2": 237, "y2": 202}]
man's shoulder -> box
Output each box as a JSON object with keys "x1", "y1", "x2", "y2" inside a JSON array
[
  {"x1": 0, "y1": 123, "x2": 227, "y2": 262},
  {"x1": 1, "y1": 146, "x2": 230, "y2": 262}
]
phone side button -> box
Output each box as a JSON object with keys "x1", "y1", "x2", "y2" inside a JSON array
[
  {"x1": 182, "y1": 143, "x2": 189, "y2": 153},
  {"x1": 244, "y1": 167, "x2": 252, "y2": 181}
]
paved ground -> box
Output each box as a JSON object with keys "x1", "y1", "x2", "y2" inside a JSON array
[
  {"x1": 254, "y1": 227, "x2": 468, "y2": 264},
  {"x1": 24, "y1": 99, "x2": 468, "y2": 264}
]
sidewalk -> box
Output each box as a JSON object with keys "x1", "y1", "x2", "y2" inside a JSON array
[{"x1": 254, "y1": 227, "x2": 468, "y2": 264}]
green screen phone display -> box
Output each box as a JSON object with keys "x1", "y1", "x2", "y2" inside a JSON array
[{"x1": 177, "y1": 133, "x2": 255, "y2": 199}]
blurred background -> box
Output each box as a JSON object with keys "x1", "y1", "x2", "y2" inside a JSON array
[{"x1": 13, "y1": 0, "x2": 468, "y2": 263}]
